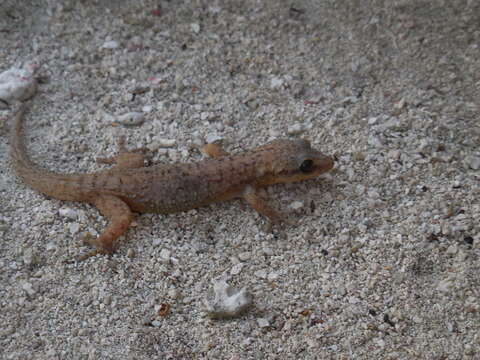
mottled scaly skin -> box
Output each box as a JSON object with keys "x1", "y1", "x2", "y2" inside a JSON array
[{"x1": 10, "y1": 104, "x2": 334, "y2": 255}]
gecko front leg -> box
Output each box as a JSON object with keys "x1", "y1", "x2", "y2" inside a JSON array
[
  {"x1": 202, "y1": 142, "x2": 289, "y2": 226},
  {"x1": 242, "y1": 185, "x2": 286, "y2": 225}
]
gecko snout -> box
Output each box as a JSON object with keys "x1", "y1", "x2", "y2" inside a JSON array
[{"x1": 316, "y1": 154, "x2": 334, "y2": 173}]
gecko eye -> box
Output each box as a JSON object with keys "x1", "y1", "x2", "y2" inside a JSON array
[{"x1": 299, "y1": 159, "x2": 314, "y2": 173}]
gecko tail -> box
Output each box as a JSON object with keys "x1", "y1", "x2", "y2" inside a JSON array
[{"x1": 10, "y1": 102, "x2": 90, "y2": 201}]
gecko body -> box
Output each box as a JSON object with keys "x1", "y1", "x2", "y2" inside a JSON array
[{"x1": 11, "y1": 104, "x2": 334, "y2": 255}]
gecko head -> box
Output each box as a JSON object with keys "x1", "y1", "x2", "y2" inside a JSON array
[{"x1": 255, "y1": 139, "x2": 334, "y2": 186}]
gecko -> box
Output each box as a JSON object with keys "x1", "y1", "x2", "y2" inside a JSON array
[{"x1": 10, "y1": 103, "x2": 334, "y2": 256}]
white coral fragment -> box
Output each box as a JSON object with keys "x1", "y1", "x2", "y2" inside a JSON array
[
  {"x1": 204, "y1": 279, "x2": 253, "y2": 319},
  {"x1": 0, "y1": 63, "x2": 38, "y2": 105}
]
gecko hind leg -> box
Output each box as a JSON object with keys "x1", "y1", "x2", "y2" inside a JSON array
[
  {"x1": 80, "y1": 195, "x2": 133, "y2": 259},
  {"x1": 96, "y1": 136, "x2": 148, "y2": 169}
]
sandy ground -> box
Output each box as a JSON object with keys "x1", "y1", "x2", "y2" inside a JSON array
[{"x1": 1, "y1": 0, "x2": 480, "y2": 359}]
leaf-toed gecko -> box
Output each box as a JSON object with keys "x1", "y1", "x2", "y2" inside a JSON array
[{"x1": 11, "y1": 103, "x2": 334, "y2": 256}]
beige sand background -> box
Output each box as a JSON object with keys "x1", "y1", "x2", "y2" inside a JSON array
[{"x1": 1, "y1": 1, "x2": 479, "y2": 359}]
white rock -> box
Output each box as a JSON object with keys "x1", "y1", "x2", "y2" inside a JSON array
[
  {"x1": 168, "y1": 288, "x2": 180, "y2": 299},
  {"x1": 148, "y1": 138, "x2": 177, "y2": 150},
  {"x1": 287, "y1": 123, "x2": 304, "y2": 135},
  {"x1": 356, "y1": 184, "x2": 366, "y2": 195},
  {"x1": 204, "y1": 279, "x2": 253, "y2": 319},
  {"x1": 200, "y1": 112, "x2": 211, "y2": 121},
  {"x1": 22, "y1": 248, "x2": 36, "y2": 266},
  {"x1": 230, "y1": 263, "x2": 244, "y2": 275},
  {"x1": 368, "y1": 136, "x2": 383, "y2": 147},
  {"x1": 267, "y1": 271, "x2": 280, "y2": 281},
  {"x1": 412, "y1": 315, "x2": 422, "y2": 324},
  {"x1": 257, "y1": 318, "x2": 270, "y2": 328},
  {"x1": 102, "y1": 40, "x2": 119, "y2": 49},
  {"x1": 388, "y1": 150, "x2": 401, "y2": 160},
  {"x1": 374, "y1": 338, "x2": 386, "y2": 348},
  {"x1": 238, "y1": 251, "x2": 251, "y2": 261},
  {"x1": 68, "y1": 223, "x2": 80, "y2": 235},
  {"x1": 117, "y1": 112, "x2": 145, "y2": 127},
  {"x1": 270, "y1": 77, "x2": 284, "y2": 89},
  {"x1": 205, "y1": 133, "x2": 222, "y2": 144},
  {"x1": 158, "y1": 138, "x2": 177, "y2": 148},
  {"x1": 152, "y1": 238, "x2": 162, "y2": 246},
  {"x1": 254, "y1": 269, "x2": 267, "y2": 279},
  {"x1": 289, "y1": 201, "x2": 304, "y2": 210},
  {"x1": 437, "y1": 278, "x2": 453, "y2": 292},
  {"x1": 58, "y1": 207, "x2": 77, "y2": 220},
  {"x1": 465, "y1": 155, "x2": 480, "y2": 170},
  {"x1": 21, "y1": 281, "x2": 36, "y2": 296},
  {"x1": 159, "y1": 248, "x2": 171, "y2": 261},
  {"x1": 446, "y1": 244, "x2": 458, "y2": 256},
  {"x1": 0, "y1": 64, "x2": 38, "y2": 104},
  {"x1": 191, "y1": 23, "x2": 200, "y2": 34},
  {"x1": 142, "y1": 105, "x2": 153, "y2": 112},
  {"x1": 269, "y1": 128, "x2": 281, "y2": 138},
  {"x1": 262, "y1": 247, "x2": 274, "y2": 256}
]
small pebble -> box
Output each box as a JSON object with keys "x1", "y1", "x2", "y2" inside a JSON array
[
  {"x1": 238, "y1": 251, "x2": 251, "y2": 261},
  {"x1": 230, "y1": 263, "x2": 244, "y2": 275},
  {"x1": 58, "y1": 207, "x2": 77, "y2": 220},
  {"x1": 142, "y1": 105, "x2": 153, "y2": 113},
  {"x1": 437, "y1": 278, "x2": 453, "y2": 293},
  {"x1": 267, "y1": 271, "x2": 280, "y2": 281},
  {"x1": 102, "y1": 40, "x2": 119, "y2": 49},
  {"x1": 289, "y1": 201, "x2": 304, "y2": 210},
  {"x1": 200, "y1": 112, "x2": 211, "y2": 121},
  {"x1": 152, "y1": 238, "x2": 163, "y2": 246},
  {"x1": 465, "y1": 155, "x2": 480, "y2": 170},
  {"x1": 388, "y1": 150, "x2": 401, "y2": 160},
  {"x1": 68, "y1": 223, "x2": 80, "y2": 235},
  {"x1": 159, "y1": 248, "x2": 171, "y2": 262},
  {"x1": 156, "y1": 138, "x2": 177, "y2": 148},
  {"x1": 21, "y1": 281, "x2": 36, "y2": 296},
  {"x1": 270, "y1": 77, "x2": 284, "y2": 89},
  {"x1": 262, "y1": 247, "x2": 274, "y2": 256},
  {"x1": 287, "y1": 123, "x2": 304, "y2": 135},
  {"x1": 168, "y1": 288, "x2": 180, "y2": 299},
  {"x1": 257, "y1": 318, "x2": 270, "y2": 328},
  {"x1": 117, "y1": 112, "x2": 145, "y2": 127},
  {"x1": 254, "y1": 270, "x2": 267, "y2": 279},
  {"x1": 22, "y1": 248, "x2": 36, "y2": 267},
  {"x1": 205, "y1": 134, "x2": 223, "y2": 144},
  {"x1": 191, "y1": 23, "x2": 200, "y2": 34}
]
